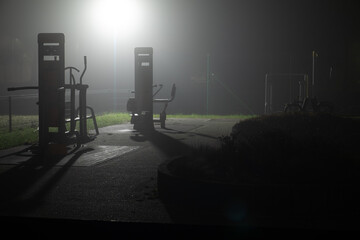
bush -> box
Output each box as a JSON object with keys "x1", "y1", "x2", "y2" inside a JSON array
[{"x1": 175, "y1": 112, "x2": 360, "y2": 185}]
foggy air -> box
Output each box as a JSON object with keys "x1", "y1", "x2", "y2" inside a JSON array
[
  {"x1": 1, "y1": 1, "x2": 360, "y2": 236},
  {"x1": 0, "y1": 0, "x2": 359, "y2": 115}
]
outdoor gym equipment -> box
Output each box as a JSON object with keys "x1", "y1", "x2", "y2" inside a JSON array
[
  {"x1": 265, "y1": 51, "x2": 334, "y2": 114},
  {"x1": 264, "y1": 73, "x2": 333, "y2": 114},
  {"x1": 264, "y1": 73, "x2": 309, "y2": 114},
  {"x1": 8, "y1": 33, "x2": 98, "y2": 156},
  {"x1": 126, "y1": 47, "x2": 176, "y2": 130},
  {"x1": 284, "y1": 51, "x2": 334, "y2": 113},
  {"x1": 64, "y1": 56, "x2": 99, "y2": 141},
  {"x1": 284, "y1": 96, "x2": 334, "y2": 113},
  {"x1": 152, "y1": 83, "x2": 176, "y2": 128}
]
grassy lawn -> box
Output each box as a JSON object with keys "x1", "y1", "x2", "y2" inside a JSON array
[
  {"x1": 0, "y1": 113, "x2": 252, "y2": 150},
  {"x1": 0, "y1": 115, "x2": 38, "y2": 134},
  {"x1": 0, "y1": 128, "x2": 39, "y2": 150},
  {"x1": 88, "y1": 112, "x2": 131, "y2": 129},
  {"x1": 155, "y1": 114, "x2": 256, "y2": 120},
  {"x1": 0, "y1": 112, "x2": 131, "y2": 150}
]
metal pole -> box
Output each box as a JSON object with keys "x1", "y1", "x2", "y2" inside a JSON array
[
  {"x1": 264, "y1": 74, "x2": 268, "y2": 114},
  {"x1": 312, "y1": 50, "x2": 316, "y2": 98},
  {"x1": 206, "y1": 54, "x2": 210, "y2": 115},
  {"x1": 8, "y1": 96, "x2": 12, "y2": 132},
  {"x1": 113, "y1": 32, "x2": 117, "y2": 112},
  {"x1": 269, "y1": 84, "x2": 273, "y2": 113},
  {"x1": 306, "y1": 74, "x2": 309, "y2": 98}
]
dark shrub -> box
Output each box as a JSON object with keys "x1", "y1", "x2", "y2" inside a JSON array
[{"x1": 174, "y1": 112, "x2": 360, "y2": 185}]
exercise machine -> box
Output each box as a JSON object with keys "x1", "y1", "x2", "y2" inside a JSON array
[
  {"x1": 8, "y1": 33, "x2": 98, "y2": 157},
  {"x1": 264, "y1": 73, "x2": 309, "y2": 114},
  {"x1": 64, "y1": 56, "x2": 99, "y2": 141},
  {"x1": 265, "y1": 51, "x2": 334, "y2": 114},
  {"x1": 127, "y1": 47, "x2": 176, "y2": 130}
]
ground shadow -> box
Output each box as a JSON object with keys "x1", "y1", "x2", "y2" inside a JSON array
[
  {"x1": 130, "y1": 127, "x2": 232, "y2": 225},
  {"x1": 130, "y1": 126, "x2": 219, "y2": 155},
  {"x1": 0, "y1": 145, "x2": 38, "y2": 159},
  {"x1": 0, "y1": 146, "x2": 93, "y2": 215},
  {"x1": 131, "y1": 128, "x2": 195, "y2": 158},
  {"x1": 161, "y1": 126, "x2": 220, "y2": 140}
]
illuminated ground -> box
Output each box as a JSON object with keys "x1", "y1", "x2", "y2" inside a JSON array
[{"x1": 0, "y1": 118, "x2": 237, "y2": 223}]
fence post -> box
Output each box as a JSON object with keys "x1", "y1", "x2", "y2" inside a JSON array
[{"x1": 8, "y1": 96, "x2": 12, "y2": 132}]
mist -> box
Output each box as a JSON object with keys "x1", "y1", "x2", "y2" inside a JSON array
[{"x1": 1, "y1": 0, "x2": 359, "y2": 115}]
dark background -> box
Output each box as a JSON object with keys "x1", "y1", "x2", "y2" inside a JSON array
[{"x1": 1, "y1": 0, "x2": 359, "y2": 115}]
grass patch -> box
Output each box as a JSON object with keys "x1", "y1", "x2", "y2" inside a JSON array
[
  {"x1": 0, "y1": 128, "x2": 38, "y2": 150},
  {"x1": 0, "y1": 115, "x2": 38, "y2": 134},
  {"x1": 86, "y1": 112, "x2": 131, "y2": 129},
  {"x1": 0, "y1": 112, "x2": 131, "y2": 150},
  {"x1": 0, "y1": 112, "x2": 252, "y2": 150},
  {"x1": 170, "y1": 112, "x2": 360, "y2": 185},
  {"x1": 154, "y1": 114, "x2": 255, "y2": 120}
]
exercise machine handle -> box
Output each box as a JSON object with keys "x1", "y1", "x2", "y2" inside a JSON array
[
  {"x1": 64, "y1": 67, "x2": 80, "y2": 72},
  {"x1": 80, "y1": 56, "x2": 87, "y2": 85},
  {"x1": 65, "y1": 67, "x2": 80, "y2": 85},
  {"x1": 8, "y1": 86, "x2": 39, "y2": 91},
  {"x1": 153, "y1": 84, "x2": 163, "y2": 97}
]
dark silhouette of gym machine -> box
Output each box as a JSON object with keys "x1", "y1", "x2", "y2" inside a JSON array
[
  {"x1": 8, "y1": 33, "x2": 98, "y2": 157},
  {"x1": 127, "y1": 47, "x2": 176, "y2": 130},
  {"x1": 265, "y1": 51, "x2": 334, "y2": 114}
]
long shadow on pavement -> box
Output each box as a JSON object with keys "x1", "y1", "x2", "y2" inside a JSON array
[
  {"x1": 130, "y1": 128, "x2": 195, "y2": 158},
  {"x1": 0, "y1": 147, "x2": 93, "y2": 215},
  {"x1": 161, "y1": 127, "x2": 220, "y2": 140},
  {"x1": 131, "y1": 128, "x2": 228, "y2": 225},
  {"x1": 130, "y1": 127, "x2": 220, "y2": 158}
]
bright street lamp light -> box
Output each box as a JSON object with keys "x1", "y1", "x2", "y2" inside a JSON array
[
  {"x1": 91, "y1": 0, "x2": 143, "y2": 36},
  {"x1": 91, "y1": 0, "x2": 143, "y2": 111}
]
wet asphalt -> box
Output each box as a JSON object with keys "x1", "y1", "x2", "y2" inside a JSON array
[{"x1": 0, "y1": 118, "x2": 238, "y2": 223}]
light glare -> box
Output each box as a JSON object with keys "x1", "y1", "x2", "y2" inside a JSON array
[{"x1": 92, "y1": 0, "x2": 142, "y2": 36}]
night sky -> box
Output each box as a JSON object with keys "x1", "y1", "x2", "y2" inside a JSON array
[{"x1": 1, "y1": 0, "x2": 359, "y2": 114}]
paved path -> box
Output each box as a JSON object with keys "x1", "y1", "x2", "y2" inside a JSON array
[{"x1": 0, "y1": 118, "x2": 238, "y2": 223}]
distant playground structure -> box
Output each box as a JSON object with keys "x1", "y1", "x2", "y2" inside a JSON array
[{"x1": 264, "y1": 51, "x2": 334, "y2": 114}]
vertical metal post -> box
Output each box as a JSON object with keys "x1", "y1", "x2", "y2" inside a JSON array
[
  {"x1": 113, "y1": 32, "x2": 117, "y2": 112},
  {"x1": 312, "y1": 50, "x2": 317, "y2": 98},
  {"x1": 306, "y1": 74, "x2": 309, "y2": 98},
  {"x1": 134, "y1": 47, "x2": 153, "y2": 129},
  {"x1": 206, "y1": 54, "x2": 210, "y2": 115},
  {"x1": 299, "y1": 78, "x2": 302, "y2": 102},
  {"x1": 8, "y1": 96, "x2": 12, "y2": 132},
  {"x1": 264, "y1": 74, "x2": 268, "y2": 114},
  {"x1": 79, "y1": 56, "x2": 88, "y2": 139},
  {"x1": 269, "y1": 84, "x2": 273, "y2": 113},
  {"x1": 38, "y1": 33, "x2": 65, "y2": 155},
  {"x1": 79, "y1": 86, "x2": 88, "y2": 139},
  {"x1": 70, "y1": 69, "x2": 76, "y2": 132}
]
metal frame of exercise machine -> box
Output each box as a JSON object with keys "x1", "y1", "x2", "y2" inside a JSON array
[
  {"x1": 127, "y1": 47, "x2": 176, "y2": 130},
  {"x1": 8, "y1": 33, "x2": 98, "y2": 157},
  {"x1": 264, "y1": 73, "x2": 309, "y2": 114}
]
